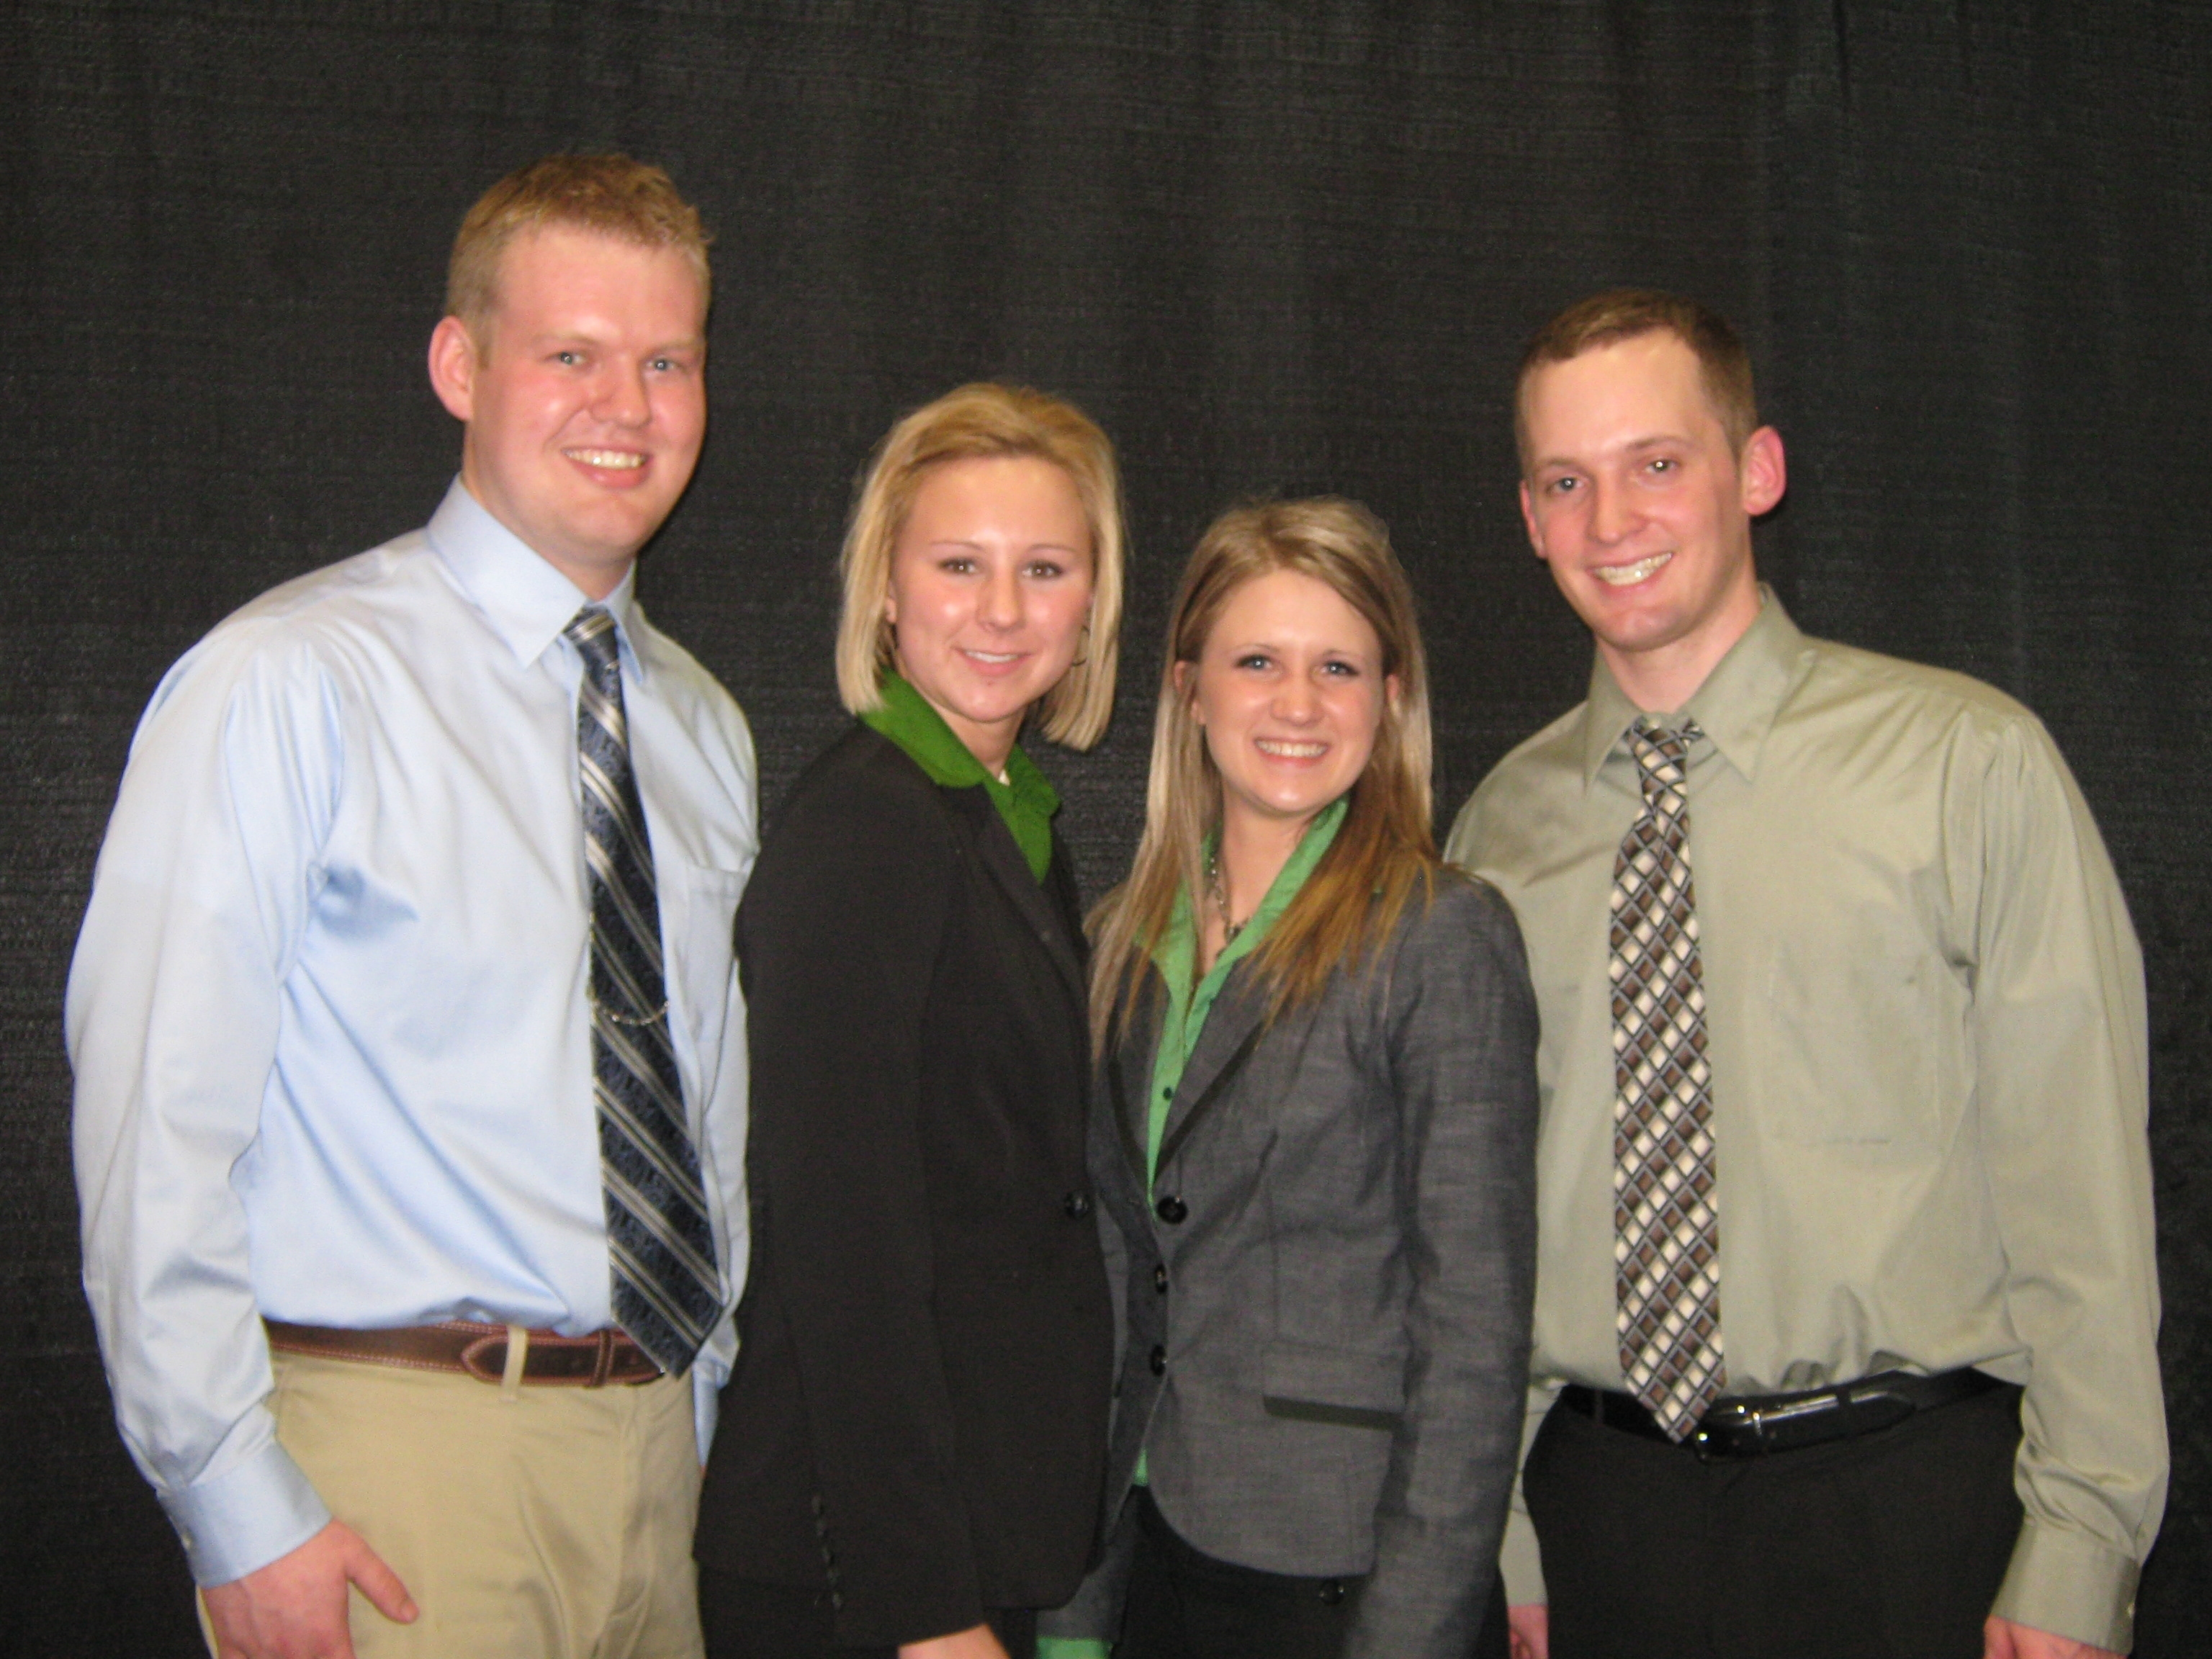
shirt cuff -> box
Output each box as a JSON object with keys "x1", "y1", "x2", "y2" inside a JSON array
[
  {"x1": 1991, "y1": 1516, "x2": 2141, "y2": 1654},
  {"x1": 161, "y1": 1439, "x2": 332, "y2": 1588},
  {"x1": 1498, "y1": 1505, "x2": 1547, "y2": 1606},
  {"x1": 1036, "y1": 1641, "x2": 1111, "y2": 1659},
  {"x1": 691, "y1": 1362, "x2": 724, "y2": 1465}
]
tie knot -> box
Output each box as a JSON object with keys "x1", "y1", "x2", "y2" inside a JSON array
[
  {"x1": 565, "y1": 606, "x2": 621, "y2": 680},
  {"x1": 1629, "y1": 718, "x2": 1701, "y2": 798}
]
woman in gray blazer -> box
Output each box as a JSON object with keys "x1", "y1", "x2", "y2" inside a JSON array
[{"x1": 1040, "y1": 499, "x2": 1539, "y2": 1659}]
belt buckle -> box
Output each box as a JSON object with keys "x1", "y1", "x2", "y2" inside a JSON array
[{"x1": 1689, "y1": 1401, "x2": 1758, "y2": 1461}]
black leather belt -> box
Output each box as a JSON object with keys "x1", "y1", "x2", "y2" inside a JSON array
[{"x1": 1559, "y1": 1367, "x2": 2008, "y2": 1461}]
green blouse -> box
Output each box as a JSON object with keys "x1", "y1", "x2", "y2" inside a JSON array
[{"x1": 860, "y1": 672, "x2": 1060, "y2": 883}]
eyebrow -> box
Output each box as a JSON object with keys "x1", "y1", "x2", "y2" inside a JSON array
[
  {"x1": 922, "y1": 538, "x2": 1084, "y2": 554},
  {"x1": 1531, "y1": 432, "x2": 1691, "y2": 471}
]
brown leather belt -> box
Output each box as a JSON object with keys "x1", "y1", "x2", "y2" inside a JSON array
[{"x1": 265, "y1": 1319, "x2": 662, "y2": 1388}]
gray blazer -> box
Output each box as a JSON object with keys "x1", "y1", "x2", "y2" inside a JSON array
[{"x1": 1046, "y1": 871, "x2": 1539, "y2": 1658}]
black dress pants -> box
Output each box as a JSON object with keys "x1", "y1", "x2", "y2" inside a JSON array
[
  {"x1": 1523, "y1": 1381, "x2": 2025, "y2": 1659},
  {"x1": 1116, "y1": 1488, "x2": 1365, "y2": 1659},
  {"x1": 700, "y1": 1575, "x2": 1035, "y2": 1658}
]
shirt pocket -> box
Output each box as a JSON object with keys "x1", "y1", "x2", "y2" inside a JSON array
[
  {"x1": 661, "y1": 857, "x2": 747, "y2": 1112},
  {"x1": 1759, "y1": 912, "x2": 1942, "y2": 1146}
]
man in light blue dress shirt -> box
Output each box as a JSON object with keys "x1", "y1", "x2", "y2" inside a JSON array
[{"x1": 68, "y1": 156, "x2": 756, "y2": 1658}]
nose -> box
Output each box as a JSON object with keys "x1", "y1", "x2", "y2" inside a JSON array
[
  {"x1": 1588, "y1": 475, "x2": 1635, "y2": 544},
  {"x1": 976, "y1": 562, "x2": 1023, "y2": 631},
  {"x1": 593, "y1": 359, "x2": 652, "y2": 428},
  {"x1": 1272, "y1": 671, "x2": 1321, "y2": 724}
]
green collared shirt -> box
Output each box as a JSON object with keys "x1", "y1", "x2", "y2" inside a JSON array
[
  {"x1": 1145, "y1": 796, "x2": 1346, "y2": 1190},
  {"x1": 1037, "y1": 799, "x2": 1346, "y2": 1659},
  {"x1": 861, "y1": 672, "x2": 1059, "y2": 883},
  {"x1": 1446, "y1": 590, "x2": 2162, "y2": 1653}
]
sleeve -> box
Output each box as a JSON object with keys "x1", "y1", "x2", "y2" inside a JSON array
[
  {"x1": 1344, "y1": 879, "x2": 1542, "y2": 1659},
  {"x1": 1444, "y1": 783, "x2": 1558, "y2": 1613},
  {"x1": 734, "y1": 770, "x2": 984, "y2": 1646},
  {"x1": 1970, "y1": 719, "x2": 2164, "y2": 1653},
  {"x1": 1495, "y1": 1376, "x2": 1563, "y2": 1606},
  {"x1": 66, "y1": 629, "x2": 343, "y2": 1586}
]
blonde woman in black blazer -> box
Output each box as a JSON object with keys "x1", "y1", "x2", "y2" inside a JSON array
[{"x1": 696, "y1": 385, "x2": 1125, "y2": 1659}]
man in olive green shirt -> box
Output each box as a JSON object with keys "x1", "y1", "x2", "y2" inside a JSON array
[{"x1": 1446, "y1": 290, "x2": 2163, "y2": 1659}]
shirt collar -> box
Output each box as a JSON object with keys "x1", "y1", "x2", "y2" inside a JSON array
[
  {"x1": 861, "y1": 672, "x2": 1060, "y2": 811},
  {"x1": 424, "y1": 477, "x2": 645, "y2": 677},
  {"x1": 1154, "y1": 794, "x2": 1349, "y2": 997},
  {"x1": 1577, "y1": 585, "x2": 1806, "y2": 786}
]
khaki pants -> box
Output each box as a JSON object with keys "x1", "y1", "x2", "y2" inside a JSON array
[{"x1": 209, "y1": 1348, "x2": 704, "y2": 1659}]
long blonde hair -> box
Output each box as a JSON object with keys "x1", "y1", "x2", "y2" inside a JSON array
[
  {"x1": 833, "y1": 383, "x2": 1125, "y2": 750},
  {"x1": 1089, "y1": 498, "x2": 1437, "y2": 1048}
]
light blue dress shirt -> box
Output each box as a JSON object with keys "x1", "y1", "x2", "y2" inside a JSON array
[{"x1": 68, "y1": 480, "x2": 758, "y2": 1588}]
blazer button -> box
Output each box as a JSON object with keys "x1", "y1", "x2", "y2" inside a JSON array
[
  {"x1": 1318, "y1": 1579, "x2": 1346, "y2": 1606},
  {"x1": 1063, "y1": 1190, "x2": 1093, "y2": 1219},
  {"x1": 1149, "y1": 1344, "x2": 1166, "y2": 1376},
  {"x1": 1155, "y1": 1195, "x2": 1187, "y2": 1224},
  {"x1": 1153, "y1": 1264, "x2": 1169, "y2": 1293}
]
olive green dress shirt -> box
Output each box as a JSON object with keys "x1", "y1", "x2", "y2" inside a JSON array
[{"x1": 1444, "y1": 591, "x2": 2162, "y2": 1653}]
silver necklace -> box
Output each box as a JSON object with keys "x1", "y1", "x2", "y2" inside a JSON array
[{"x1": 1206, "y1": 847, "x2": 1248, "y2": 945}]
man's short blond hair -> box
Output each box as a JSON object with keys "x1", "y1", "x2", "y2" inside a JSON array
[
  {"x1": 446, "y1": 153, "x2": 711, "y2": 349},
  {"x1": 1515, "y1": 288, "x2": 1758, "y2": 466}
]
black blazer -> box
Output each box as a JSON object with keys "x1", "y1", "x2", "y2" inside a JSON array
[{"x1": 696, "y1": 723, "x2": 1113, "y2": 1647}]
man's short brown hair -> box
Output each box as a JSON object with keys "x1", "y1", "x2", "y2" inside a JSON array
[
  {"x1": 1515, "y1": 288, "x2": 1758, "y2": 466},
  {"x1": 446, "y1": 153, "x2": 711, "y2": 349}
]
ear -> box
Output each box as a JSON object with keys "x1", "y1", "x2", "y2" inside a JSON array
[
  {"x1": 1171, "y1": 659, "x2": 1200, "y2": 723},
  {"x1": 1385, "y1": 673, "x2": 1404, "y2": 714},
  {"x1": 1518, "y1": 480, "x2": 1547, "y2": 559},
  {"x1": 1738, "y1": 426, "x2": 1786, "y2": 518},
  {"x1": 427, "y1": 315, "x2": 480, "y2": 423}
]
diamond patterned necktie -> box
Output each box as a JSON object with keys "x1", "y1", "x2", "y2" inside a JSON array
[
  {"x1": 1611, "y1": 717, "x2": 1726, "y2": 1439},
  {"x1": 566, "y1": 607, "x2": 722, "y2": 1375}
]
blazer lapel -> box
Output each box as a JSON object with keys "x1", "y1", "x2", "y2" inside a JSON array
[
  {"x1": 960, "y1": 791, "x2": 1089, "y2": 1017},
  {"x1": 1156, "y1": 971, "x2": 1269, "y2": 1175},
  {"x1": 1106, "y1": 999, "x2": 1157, "y2": 1187}
]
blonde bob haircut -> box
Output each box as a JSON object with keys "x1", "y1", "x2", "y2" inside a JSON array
[
  {"x1": 446, "y1": 153, "x2": 711, "y2": 352},
  {"x1": 1089, "y1": 498, "x2": 1438, "y2": 1047},
  {"x1": 835, "y1": 383, "x2": 1125, "y2": 752}
]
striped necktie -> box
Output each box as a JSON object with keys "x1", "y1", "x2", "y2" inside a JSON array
[
  {"x1": 1611, "y1": 717, "x2": 1727, "y2": 1439},
  {"x1": 566, "y1": 606, "x2": 723, "y2": 1375}
]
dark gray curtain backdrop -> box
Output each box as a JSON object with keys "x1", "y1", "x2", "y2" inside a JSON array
[{"x1": 4, "y1": 1, "x2": 2206, "y2": 1652}]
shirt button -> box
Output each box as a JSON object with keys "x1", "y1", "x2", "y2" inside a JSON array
[
  {"x1": 1155, "y1": 1195, "x2": 1187, "y2": 1225},
  {"x1": 1153, "y1": 1264, "x2": 1169, "y2": 1293},
  {"x1": 1150, "y1": 1344, "x2": 1167, "y2": 1376},
  {"x1": 1063, "y1": 1190, "x2": 1093, "y2": 1219}
]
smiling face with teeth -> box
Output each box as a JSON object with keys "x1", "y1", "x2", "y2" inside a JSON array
[
  {"x1": 884, "y1": 454, "x2": 1096, "y2": 774},
  {"x1": 1519, "y1": 329, "x2": 1786, "y2": 712},
  {"x1": 428, "y1": 223, "x2": 708, "y2": 599},
  {"x1": 1182, "y1": 567, "x2": 1398, "y2": 849}
]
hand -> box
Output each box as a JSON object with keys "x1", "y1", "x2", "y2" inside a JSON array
[
  {"x1": 899, "y1": 1625, "x2": 1012, "y2": 1659},
  {"x1": 202, "y1": 1521, "x2": 417, "y2": 1659},
  {"x1": 1983, "y1": 1615, "x2": 2122, "y2": 1659},
  {"x1": 1507, "y1": 1601, "x2": 1550, "y2": 1659}
]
